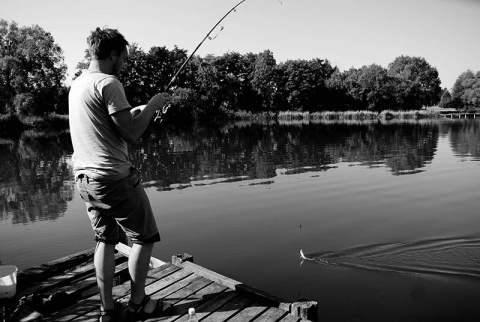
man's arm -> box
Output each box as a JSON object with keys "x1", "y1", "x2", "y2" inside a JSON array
[{"x1": 111, "y1": 93, "x2": 168, "y2": 143}]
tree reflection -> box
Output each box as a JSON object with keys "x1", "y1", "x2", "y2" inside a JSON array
[
  {"x1": 0, "y1": 131, "x2": 74, "y2": 225},
  {"x1": 131, "y1": 119, "x2": 446, "y2": 191},
  {"x1": 1, "y1": 119, "x2": 478, "y2": 224},
  {"x1": 448, "y1": 120, "x2": 480, "y2": 159}
]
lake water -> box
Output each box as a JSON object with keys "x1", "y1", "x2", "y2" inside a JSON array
[{"x1": 1, "y1": 118, "x2": 479, "y2": 321}]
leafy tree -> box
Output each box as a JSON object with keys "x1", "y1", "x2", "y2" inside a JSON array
[
  {"x1": 210, "y1": 52, "x2": 247, "y2": 112},
  {"x1": 117, "y1": 44, "x2": 150, "y2": 105},
  {"x1": 387, "y1": 56, "x2": 442, "y2": 109},
  {"x1": 451, "y1": 70, "x2": 480, "y2": 110},
  {"x1": 250, "y1": 50, "x2": 277, "y2": 111},
  {"x1": 0, "y1": 19, "x2": 67, "y2": 115},
  {"x1": 276, "y1": 58, "x2": 335, "y2": 111},
  {"x1": 326, "y1": 67, "x2": 366, "y2": 111},
  {"x1": 118, "y1": 44, "x2": 190, "y2": 106},
  {"x1": 438, "y1": 89, "x2": 453, "y2": 108},
  {"x1": 356, "y1": 64, "x2": 398, "y2": 111}
]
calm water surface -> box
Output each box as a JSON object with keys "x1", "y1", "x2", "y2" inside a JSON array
[{"x1": 1, "y1": 118, "x2": 479, "y2": 321}]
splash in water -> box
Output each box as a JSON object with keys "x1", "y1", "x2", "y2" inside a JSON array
[{"x1": 300, "y1": 236, "x2": 480, "y2": 278}]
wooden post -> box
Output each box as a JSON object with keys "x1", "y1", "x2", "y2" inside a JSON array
[
  {"x1": 291, "y1": 300, "x2": 318, "y2": 321},
  {"x1": 171, "y1": 253, "x2": 194, "y2": 266}
]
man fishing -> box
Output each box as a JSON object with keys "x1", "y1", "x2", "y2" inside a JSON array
[{"x1": 69, "y1": 27, "x2": 169, "y2": 321}]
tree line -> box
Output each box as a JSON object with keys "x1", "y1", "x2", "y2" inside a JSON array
[
  {"x1": 1, "y1": 19, "x2": 479, "y2": 123},
  {"x1": 438, "y1": 70, "x2": 480, "y2": 110}
]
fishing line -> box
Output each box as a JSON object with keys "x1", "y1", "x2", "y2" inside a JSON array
[
  {"x1": 208, "y1": 26, "x2": 224, "y2": 40},
  {"x1": 154, "y1": 0, "x2": 249, "y2": 122}
]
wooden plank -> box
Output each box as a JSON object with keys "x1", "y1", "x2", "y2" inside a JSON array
[
  {"x1": 226, "y1": 302, "x2": 270, "y2": 322},
  {"x1": 236, "y1": 283, "x2": 291, "y2": 309},
  {"x1": 16, "y1": 248, "x2": 96, "y2": 296},
  {"x1": 202, "y1": 294, "x2": 254, "y2": 322},
  {"x1": 148, "y1": 273, "x2": 203, "y2": 302},
  {"x1": 253, "y1": 307, "x2": 290, "y2": 322},
  {"x1": 43, "y1": 263, "x2": 178, "y2": 322},
  {"x1": 17, "y1": 250, "x2": 129, "y2": 299},
  {"x1": 159, "y1": 275, "x2": 214, "y2": 310},
  {"x1": 173, "y1": 255, "x2": 241, "y2": 290},
  {"x1": 143, "y1": 266, "x2": 194, "y2": 297},
  {"x1": 148, "y1": 281, "x2": 229, "y2": 322},
  {"x1": 278, "y1": 313, "x2": 301, "y2": 322},
  {"x1": 175, "y1": 291, "x2": 237, "y2": 322},
  {"x1": 60, "y1": 261, "x2": 129, "y2": 298},
  {"x1": 17, "y1": 248, "x2": 95, "y2": 288}
]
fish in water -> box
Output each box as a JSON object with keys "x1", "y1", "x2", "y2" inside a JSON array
[
  {"x1": 300, "y1": 236, "x2": 480, "y2": 278},
  {"x1": 300, "y1": 249, "x2": 331, "y2": 265}
]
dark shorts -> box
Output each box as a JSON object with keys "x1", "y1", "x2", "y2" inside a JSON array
[{"x1": 75, "y1": 168, "x2": 160, "y2": 245}]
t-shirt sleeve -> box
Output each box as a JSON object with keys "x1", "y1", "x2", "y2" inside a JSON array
[{"x1": 101, "y1": 77, "x2": 131, "y2": 115}]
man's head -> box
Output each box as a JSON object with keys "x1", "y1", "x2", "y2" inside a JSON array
[{"x1": 87, "y1": 27, "x2": 129, "y2": 75}]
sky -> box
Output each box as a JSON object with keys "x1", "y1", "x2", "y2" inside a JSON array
[{"x1": 2, "y1": 0, "x2": 480, "y2": 89}]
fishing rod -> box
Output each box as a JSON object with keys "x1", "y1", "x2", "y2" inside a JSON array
[{"x1": 155, "y1": 0, "x2": 248, "y2": 122}]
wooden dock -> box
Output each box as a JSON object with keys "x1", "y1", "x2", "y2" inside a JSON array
[
  {"x1": 442, "y1": 112, "x2": 479, "y2": 119},
  {"x1": 4, "y1": 244, "x2": 317, "y2": 322}
]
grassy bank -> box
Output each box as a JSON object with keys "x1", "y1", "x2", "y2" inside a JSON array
[{"x1": 235, "y1": 110, "x2": 442, "y2": 121}]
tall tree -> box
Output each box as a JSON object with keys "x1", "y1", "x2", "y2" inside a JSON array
[
  {"x1": 276, "y1": 58, "x2": 335, "y2": 111},
  {"x1": 357, "y1": 64, "x2": 398, "y2": 111},
  {"x1": 387, "y1": 56, "x2": 442, "y2": 109},
  {"x1": 451, "y1": 70, "x2": 480, "y2": 110},
  {"x1": 0, "y1": 19, "x2": 67, "y2": 115},
  {"x1": 250, "y1": 50, "x2": 277, "y2": 111}
]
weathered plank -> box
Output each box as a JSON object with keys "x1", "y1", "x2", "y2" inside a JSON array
[
  {"x1": 60, "y1": 261, "x2": 129, "y2": 299},
  {"x1": 158, "y1": 275, "x2": 213, "y2": 308},
  {"x1": 226, "y1": 302, "x2": 270, "y2": 322},
  {"x1": 278, "y1": 313, "x2": 302, "y2": 322},
  {"x1": 17, "y1": 248, "x2": 95, "y2": 289},
  {"x1": 172, "y1": 254, "x2": 241, "y2": 290},
  {"x1": 202, "y1": 294, "x2": 255, "y2": 322},
  {"x1": 175, "y1": 291, "x2": 237, "y2": 322},
  {"x1": 43, "y1": 263, "x2": 179, "y2": 322},
  {"x1": 254, "y1": 306, "x2": 290, "y2": 322},
  {"x1": 151, "y1": 281, "x2": 230, "y2": 322}
]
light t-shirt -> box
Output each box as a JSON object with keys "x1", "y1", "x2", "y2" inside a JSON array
[{"x1": 69, "y1": 70, "x2": 132, "y2": 180}]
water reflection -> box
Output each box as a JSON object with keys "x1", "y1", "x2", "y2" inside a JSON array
[
  {"x1": 0, "y1": 131, "x2": 74, "y2": 225},
  {"x1": 133, "y1": 119, "x2": 441, "y2": 188},
  {"x1": 1, "y1": 119, "x2": 479, "y2": 224}
]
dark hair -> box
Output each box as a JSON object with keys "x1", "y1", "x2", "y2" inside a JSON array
[{"x1": 87, "y1": 27, "x2": 129, "y2": 60}]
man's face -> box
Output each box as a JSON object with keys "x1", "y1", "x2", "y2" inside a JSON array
[{"x1": 112, "y1": 46, "x2": 128, "y2": 76}]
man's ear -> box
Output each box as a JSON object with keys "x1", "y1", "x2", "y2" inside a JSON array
[{"x1": 110, "y1": 50, "x2": 119, "y2": 60}]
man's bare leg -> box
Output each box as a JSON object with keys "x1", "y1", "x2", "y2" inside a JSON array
[
  {"x1": 94, "y1": 242, "x2": 116, "y2": 311},
  {"x1": 128, "y1": 243, "x2": 157, "y2": 313}
]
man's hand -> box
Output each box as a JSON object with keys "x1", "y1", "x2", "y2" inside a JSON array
[
  {"x1": 148, "y1": 93, "x2": 170, "y2": 122},
  {"x1": 147, "y1": 93, "x2": 169, "y2": 112}
]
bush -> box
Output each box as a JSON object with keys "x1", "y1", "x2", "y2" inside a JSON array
[{"x1": 14, "y1": 93, "x2": 37, "y2": 116}]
